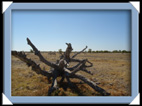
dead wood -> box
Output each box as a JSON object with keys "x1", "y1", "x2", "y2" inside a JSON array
[
  {"x1": 12, "y1": 38, "x2": 110, "y2": 96},
  {"x1": 71, "y1": 46, "x2": 88, "y2": 58},
  {"x1": 27, "y1": 38, "x2": 58, "y2": 69},
  {"x1": 12, "y1": 51, "x2": 52, "y2": 78},
  {"x1": 69, "y1": 73, "x2": 110, "y2": 96}
]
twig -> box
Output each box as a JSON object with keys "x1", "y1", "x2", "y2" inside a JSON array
[{"x1": 71, "y1": 46, "x2": 87, "y2": 58}]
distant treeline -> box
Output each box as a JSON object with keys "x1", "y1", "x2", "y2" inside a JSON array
[
  {"x1": 85, "y1": 50, "x2": 131, "y2": 53},
  {"x1": 14, "y1": 49, "x2": 131, "y2": 53},
  {"x1": 59, "y1": 49, "x2": 131, "y2": 53}
]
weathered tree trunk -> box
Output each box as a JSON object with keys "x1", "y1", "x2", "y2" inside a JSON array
[{"x1": 12, "y1": 38, "x2": 110, "y2": 96}]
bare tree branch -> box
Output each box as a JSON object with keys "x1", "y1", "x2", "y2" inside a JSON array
[
  {"x1": 70, "y1": 58, "x2": 84, "y2": 63},
  {"x1": 27, "y1": 38, "x2": 58, "y2": 69},
  {"x1": 85, "y1": 60, "x2": 93, "y2": 67},
  {"x1": 71, "y1": 46, "x2": 88, "y2": 58},
  {"x1": 12, "y1": 51, "x2": 52, "y2": 78},
  {"x1": 64, "y1": 43, "x2": 73, "y2": 60},
  {"x1": 48, "y1": 76, "x2": 58, "y2": 95},
  {"x1": 70, "y1": 60, "x2": 86, "y2": 75},
  {"x1": 70, "y1": 73, "x2": 110, "y2": 96},
  {"x1": 81, "y1": 69, "x2": 93, "y2": 75},
  {"x1": 67, "y1": 61, "x2": 84, "y2": 71},
  {"x1": 47, "y1": 69, "x2": 59, "y2": 95},
  {"x1": 68, "y1": 60, "x2": 93, "y2": 75},
  {"x1": 59, "y1": 76, "x2": 65, "y2": 84}
]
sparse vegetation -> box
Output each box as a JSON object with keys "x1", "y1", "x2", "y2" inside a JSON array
[
  {"x1": 12, "y1": 39, "x2": 111, "y2": 96},
  {"x1": 12, "y1": 52, "x2": 131, "y2": 96}
]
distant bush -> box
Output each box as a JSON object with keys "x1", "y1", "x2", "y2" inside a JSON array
[
  {"x1": 122, "y1": 50, "x2": 127, "y2": 53},
  {"x1": 112, "y1": 50, "x2": 131, "y2": 53},
  {"x1": 30, "y1": 49, "x2": 34, "y2": 53},
  {"x1": 118, "y1": 50, "x2": 122, "y2": 53},
  {"x1": 127, "y1": 51, "x2": 131, "y2": 53},
  {"x1": 88, "y1": 49, "x2": 92, "y2": 53},
  {"x1": 103, "y1": 50, "x2": 110, "y2": 53},
  {"x1": 94, "y1": 50, "x2": 104, "y2": 53},
  {"x1": 58, "y1": 49, "x2": 62, "y2": 54},
  {"x1": 92, "y1": 51, "x2": 96, "y2": 53},
  {"x1": 112, "y1": 50, "x2": 119, "y2": 53}
]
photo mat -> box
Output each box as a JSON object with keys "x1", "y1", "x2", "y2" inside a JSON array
[{"x1": 3, "y1": 2, "x2": 139, "y2": 103}]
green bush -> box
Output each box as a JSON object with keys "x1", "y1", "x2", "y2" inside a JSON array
[
  {"x1": 30, "y1": 49, "x2": 34, "y2": 53},
  {"x1": 88, "y1": 49, "x2": 92, "y2": 53},
  {"x1": 58, "y1": 49, "x2": 62, "y2": 54}
]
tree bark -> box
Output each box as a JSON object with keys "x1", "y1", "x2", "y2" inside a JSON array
[
  {"x1": 27, "y1": 38, "x2": 58, "y2": 69},
  {"x1": 12, "y1": 51, "x2": 52, "y2": 78},
  {"x1": 70, "y1": 73, "x2": 110, "y2": 96},
  {"x1": 81, "y1": 69, "x2": 93, "y2": 75}
]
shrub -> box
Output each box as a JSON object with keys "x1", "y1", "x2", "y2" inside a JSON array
[
  {"x1": 88, "y1": 49, "x2": 92, "y2": 53},
  {"x1": 103, "y1": 50, "x2": 109, "y2": 53},
  {"x1": 30, "y1": 49, "x2": 34, "y2": 53},
  {"x1": 122, "y1": 50, "x2": 127, "y2": 53},
  {"x1": 112, "y1": 50, "x2": 118, "y2": 53},
  {"x1": 58, "y1": 49, "x2": 62, "y2": 54}
]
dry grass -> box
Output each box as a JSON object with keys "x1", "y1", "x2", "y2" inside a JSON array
[{"x1": 11, "y1": 52, "x2": 131, "y2": 96}]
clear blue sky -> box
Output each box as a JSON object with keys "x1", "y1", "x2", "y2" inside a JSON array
[{"x1": 12, "y1": 10, "x2": 131, "y2": 51}]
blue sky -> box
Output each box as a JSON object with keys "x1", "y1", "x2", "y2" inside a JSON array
[{"x1": 12, "y1": 10, "x2": 131, "y2": 51}]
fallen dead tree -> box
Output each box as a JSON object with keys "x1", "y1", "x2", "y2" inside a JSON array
[{"x1": 12, "y1": 38, "x2": 110, "y2": 96}]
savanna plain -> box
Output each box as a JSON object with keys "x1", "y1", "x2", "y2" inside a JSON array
[{"x1": 12, "y1": 52, "x2": 131, "y2": 96}]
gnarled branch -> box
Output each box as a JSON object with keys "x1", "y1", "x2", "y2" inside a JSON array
[
  {"x1": 12, "y1": 51, "x2": 52, "y2": 78},
  {"x1": 27, "y1": 38, "x2": 58, "y2": 69}
]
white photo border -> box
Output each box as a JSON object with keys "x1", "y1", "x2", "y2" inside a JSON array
[{"x1": 3, "y1": 2, "x2": 139, "y2": 104}]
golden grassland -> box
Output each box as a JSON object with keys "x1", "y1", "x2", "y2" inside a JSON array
[{"x1": 11, "y1": 53, "x2": 131, "y2": 96}]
